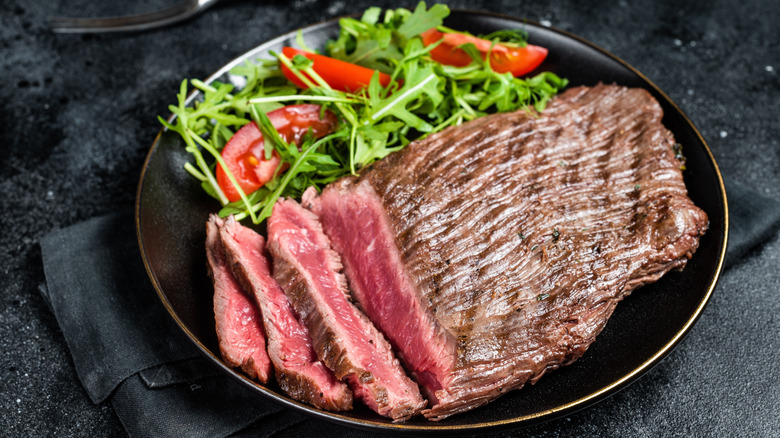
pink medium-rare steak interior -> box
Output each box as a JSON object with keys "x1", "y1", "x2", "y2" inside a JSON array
[
  {"x1": 266, "y1": 198, "x2": 426, "y2": 421},
  {"x1": 205, "y1": 216, "x2": 271, "y2": 383},
  {"x1": 306, "y1": 185, "x2": 457, "y2": 403},
  {"x1": 218, "y1": 216, "x2": 353, "y2": 411},
  {"x1": 311, "y1": 84, "x2": 709, "y2": 420}
]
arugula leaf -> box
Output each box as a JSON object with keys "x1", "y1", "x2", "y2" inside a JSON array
[
  {"x1": 326, "y1": 2, "x2": 448, "y2": 74},
  {"x1": 396, "y1": 2, "x2": 450, "y2": 39},
  {"x1": 161, "y1": 2, "x2": 569, "y2": 225},
  {"x1": 479, "y1": 29, "x2": 529, "y2": 47}
]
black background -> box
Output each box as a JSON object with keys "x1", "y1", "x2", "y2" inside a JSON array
[{"x1": 2, "y1": 0, "x2": 778, "y2": 436}]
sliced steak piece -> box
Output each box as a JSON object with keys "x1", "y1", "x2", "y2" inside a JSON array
[
  {"x1": 219, "y1": 216, "x2": 353, "y2": 411},
  {"x1": 206, "y1": 215, "x2": 271, "y2": 383},
  {"x1": 303, "y1": 185, "x2": 457, "y2": 404},
  {"x1": 309, "y1": 84, "x2": 709, "y2": 420},
  {"x1": 266, "y1": 198, "x2": 426, "y2": 421}
]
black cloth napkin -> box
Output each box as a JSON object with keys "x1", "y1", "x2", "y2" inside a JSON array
[{"x1": 39, "y1": 177, "x2": 780, "y2": 438}]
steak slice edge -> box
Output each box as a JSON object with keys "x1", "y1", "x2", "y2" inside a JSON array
[
  {"x1": 219, "y1": 215, "x2": 353, "y2": 411},
  {"x1": 206, "y1": 215, "x2": 271, "y2": 383},
  {"x1": 306, "y1": 185, "x2": 458, "y2": 404},
  {"x1": 267, "y1": 198, "x2": 426, "y2": 421}
]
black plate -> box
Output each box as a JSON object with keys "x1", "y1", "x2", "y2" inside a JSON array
[{"x1": 136, "y1": 10, "x2": 728, "y2": 434}]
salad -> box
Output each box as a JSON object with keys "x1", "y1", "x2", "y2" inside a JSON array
[{"x1": 160, "y1": 2, "x2": 568, "y2": 224}]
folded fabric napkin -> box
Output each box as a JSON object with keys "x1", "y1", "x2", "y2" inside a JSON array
[
  {"x1": 39, "y1": 208, "x2": 365, "y2": 438},
  {"x1": 39, "y1": 177, "x2": 780, "y2": 437}
]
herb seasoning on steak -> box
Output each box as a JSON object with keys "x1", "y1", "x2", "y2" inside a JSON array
[
  {"x1": 267, "y1": 199, "x2": 426, "y2": 421},
  {"x1": 218, "y1": 216, "x2": 353, "y2": 411},
  {"x1": 206, "y1": 216, "x2": 272, "y2": 383},
  {"x1": 308, "y1": 84, "x2": 709, "y2": 420}
]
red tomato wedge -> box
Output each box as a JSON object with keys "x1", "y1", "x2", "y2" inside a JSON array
[
  {"x1": 280, "y1": 47, "x2": 394, "y2": 92},
  {"x1": 421, "y1": 29, "x2": 548, "y2": 77},
  {"x1": 216, "y1": 104, "x2": 337, "y2": 202}
]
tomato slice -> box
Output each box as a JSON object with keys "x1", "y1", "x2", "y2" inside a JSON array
[
  {"x1": 421, "y1": 29, "x2": 548, "y2": 77},
  {"x1": 216, "y1": 104, "x2": 337, "y2": 202},
  {"x1": 280, "y1": 47, "x2": 394, "y2": 92}
]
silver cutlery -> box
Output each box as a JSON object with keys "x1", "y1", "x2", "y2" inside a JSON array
[{"x1": 49, "y1": 0, "x2": 221, "y2": 33}]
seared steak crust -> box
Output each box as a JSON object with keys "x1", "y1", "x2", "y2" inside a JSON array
[{"x1": 315, "y1": 84, "x2": 709, "y2": 419}]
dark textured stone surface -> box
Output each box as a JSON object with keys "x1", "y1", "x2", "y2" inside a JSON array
[{"x1": 1, "y1": 0, "x2": 777, "y2": 436}]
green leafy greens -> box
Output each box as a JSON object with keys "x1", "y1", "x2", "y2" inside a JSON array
[{"x1": 160, "y1": 2, "x2": 568, "y2": 224}]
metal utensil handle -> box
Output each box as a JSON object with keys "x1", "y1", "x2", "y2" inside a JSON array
[{"x1": 49, "y1": 0, "x2": 220, "y2": 34}]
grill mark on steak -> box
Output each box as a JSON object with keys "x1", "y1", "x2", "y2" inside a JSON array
[
  {"x1": 266, "y1": 198, "x2": 426, "y2": 421},
  {"x1": 206, "y1": 216, "x2": 272, "y2": 383},
  {"x1": 218, "y1": 216, "x2": 353, "y2": 411},
  {"x1": 312, "y1": 84, "x2": 708, "y2": 420}
]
